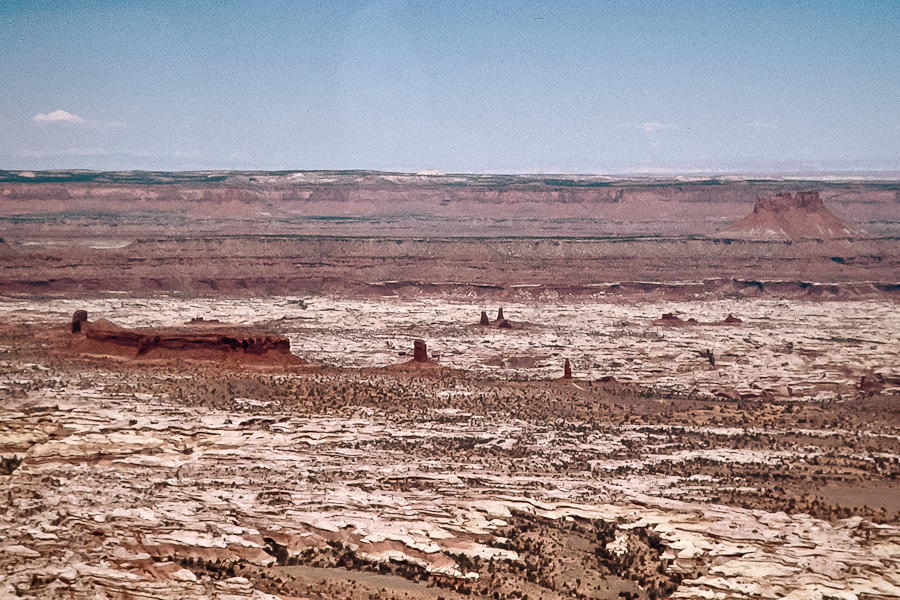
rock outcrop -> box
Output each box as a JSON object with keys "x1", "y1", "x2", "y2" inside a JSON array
[
  {"x1": 654, "y1": 313, "x2": 697, "y2": 326},
  {"x1": 71, "y1": 310, "x2": 88, "y2": 333},
  {"x1": 563, "y1": 359, "x2": 572, "y2": 379},
  {"x1": 654, "y1": 313, "x2": 743, "y2": 327},
  {"x1": 859, "y1": 373, "x2": 886, "y2": 394},
  {"x1": 76, "y1": 317, "x2": 300, "y2": 364},
  {"x1": 727, "y1": 191, "x2": 856, "y2": 239},
  {"x1": 413, "y1": 339, "x2": 429, "y2": 363},
  {"x1": 385, "y1": 339, "x2": 444, "y2": 372},
  {"x1": 475, "y1": 308, "x2": 519, "y2": 329}
]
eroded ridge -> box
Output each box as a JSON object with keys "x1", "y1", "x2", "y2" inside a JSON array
[{"x1": 4, "y1": 296, "x2": 898, "y2": 401}]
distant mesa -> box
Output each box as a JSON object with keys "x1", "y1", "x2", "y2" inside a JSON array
[
  {"x1": 726, "y1": 190, "x2": 856, "y2": 239},
  {"x1": 188, "y1": 316, "x2": 221, "y2": 324},
  {"x1": 654, "y1": 313, "x2": 697, "y2": 326},
  {"x1": 70, "y1": 313, "x2": 301, "y2": 365},
  {"x1": 653, "y1": 313, "x2": 743, "y2": 327},
  {"x1": 659, "y1": 313, "x2": 691, "y2": 324}
]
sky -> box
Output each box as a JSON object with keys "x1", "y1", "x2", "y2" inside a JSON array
[{"x1": 1, "y1": 0, "x2": 899, "y2": 174}]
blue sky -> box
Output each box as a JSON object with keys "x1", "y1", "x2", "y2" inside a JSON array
[{"x1": 2, "y1": 0, "x2": 899, "y2": 173}]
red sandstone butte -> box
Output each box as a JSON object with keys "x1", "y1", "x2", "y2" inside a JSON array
[
  {"x1": 74, "y1": 317, "x2": 302, "y2": 365},
  {"x1": 727, "y1": 191, "x2": 856, "y2": 239}
]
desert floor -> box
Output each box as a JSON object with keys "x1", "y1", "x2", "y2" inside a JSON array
[{"x1": 1, "y1": 294, "x2": 899, "y2": 600}]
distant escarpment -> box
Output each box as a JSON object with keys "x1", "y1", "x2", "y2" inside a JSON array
[
  {"x1": 727, "y1": 191, "x2": 857, "y2": 239},
  {"x1": 2, "y1": 171, "x2": 898, "y2": 238}
]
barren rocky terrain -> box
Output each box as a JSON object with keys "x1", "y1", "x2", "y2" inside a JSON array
[{"x1": 1, "y1": 171, "x2": 899, "y2": 599}]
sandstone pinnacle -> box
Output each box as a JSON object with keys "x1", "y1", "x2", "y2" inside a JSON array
[
  {"x1": 413, "y1": 339, "x2": 428, "y2": 362},
  {"x1": 72, "y1": 310, "x2": 88, "y2": 333}
]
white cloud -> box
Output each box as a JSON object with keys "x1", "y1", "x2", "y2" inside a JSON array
[
  {"x1": 749, "y1": 120, "x2": 772, "y2": 130},
  {"x1": 17, "y1": 147, "x2": 107, "y2": 157},
  {"x1": 33, "y1": 110, "x2": 85, "y2": 124},
  {"x1": 638, "y1": 121, "x2": 678, "y2": 134},
  {"x1": 65, "y1": 147, "x2": 107, "y2": 156},
  {"x1": 18, "y1": 149, "x2": 51, "y2": 157},
  {"x1": 32, "y1": 110, "x2": 126, "y2": 128}
]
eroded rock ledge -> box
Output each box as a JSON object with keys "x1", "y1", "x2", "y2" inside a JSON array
[{"x1": 73, "y1": 314, "x2": 302, "y2": 365}]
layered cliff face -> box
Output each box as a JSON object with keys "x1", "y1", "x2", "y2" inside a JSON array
[
  {"x1": 2, "y1": 170, "x2": 898, "y2": 238},
  {"x1": 727, "y1": 191, "x2": 857, "y2": 239}
]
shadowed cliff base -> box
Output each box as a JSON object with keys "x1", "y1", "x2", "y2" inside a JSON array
[{"x1": 2, "y1": 235, "x2": 899, "y2": 299}]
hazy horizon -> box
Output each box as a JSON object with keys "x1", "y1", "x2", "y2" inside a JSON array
[{"x1": 2, "y1": 1, "x2": 899, "y2": 174}]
